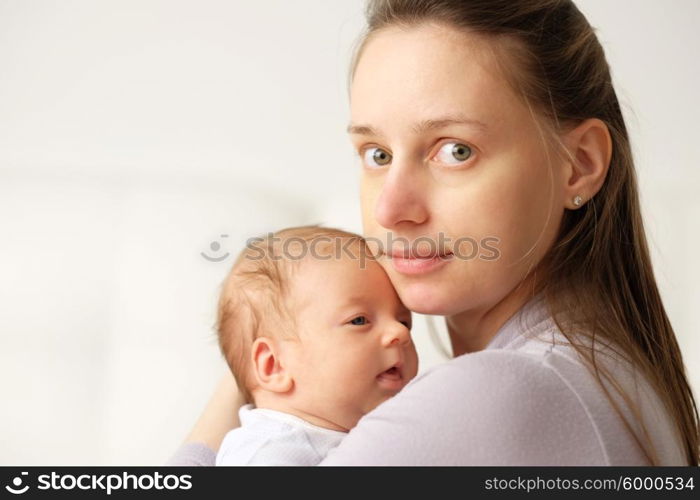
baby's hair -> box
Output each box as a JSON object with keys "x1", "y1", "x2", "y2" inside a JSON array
[{"x1": 216, "y1": 225, "x2": 374, "y2": 403}]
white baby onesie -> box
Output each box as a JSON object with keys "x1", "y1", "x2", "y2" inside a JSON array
[{"x1": 216, "y1": 404, "x2": 347, "y2": 466}]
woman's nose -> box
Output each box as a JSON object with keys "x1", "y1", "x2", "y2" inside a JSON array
[
  {"x1": 373, "y1": 158, "x2": 428, "y2": 229},
  {"x1": 382, "y1": 321, "x2": 411, "y2": 348}
]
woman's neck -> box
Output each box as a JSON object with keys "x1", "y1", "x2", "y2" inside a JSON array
[{"x1": 446, "y1": 280, "x2": 539, "y2": 356}]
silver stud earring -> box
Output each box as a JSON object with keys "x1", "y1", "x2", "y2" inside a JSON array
[{"x1": 573, "y1": 195, "x2": 583, "y2": 207}]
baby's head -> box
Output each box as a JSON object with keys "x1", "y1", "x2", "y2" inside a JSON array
[{"x1": 216, "y1": 225, "x2": 418, "y2": 431}]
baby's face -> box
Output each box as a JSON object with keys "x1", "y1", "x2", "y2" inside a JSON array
[{"x1": 284, "y1": 251, "x2": 419, "y2": 430}]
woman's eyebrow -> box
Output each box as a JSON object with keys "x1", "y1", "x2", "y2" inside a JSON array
[
  {"x1": 346, "y1": 123, "x2": 381, "y2": 136},
  {"x1": 413, "y1": 116, "x2": 489, "y2": 134},
  {"x1": 347, "y1": 116, "x2": 489, "y2": 136}
]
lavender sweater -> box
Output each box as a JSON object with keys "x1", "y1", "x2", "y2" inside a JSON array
[{"x1": 167, "y1": 297, "x2": 687, "y2": 466}]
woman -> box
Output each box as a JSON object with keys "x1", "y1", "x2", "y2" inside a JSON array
[{"x1": 170, "y1": 0, "x2": 698, "y2": 465}]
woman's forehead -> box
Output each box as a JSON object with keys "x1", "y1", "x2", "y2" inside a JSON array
[{"x1": 350, "y1": 24, "x2": 520, "y2": 132}]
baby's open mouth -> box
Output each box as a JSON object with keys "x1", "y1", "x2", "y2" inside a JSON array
[
  {"x1": 376, "y1": 364, "x2": 405, "y2": 392},
  {"x1": 377, "y1": 365, "x2": 403, "y2": 382}
]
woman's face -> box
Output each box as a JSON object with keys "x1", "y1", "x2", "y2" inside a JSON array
[{"x1": 349, "y1": 24, "x2": 566, "y2": 316}]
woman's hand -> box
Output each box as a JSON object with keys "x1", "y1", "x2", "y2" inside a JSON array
[{"x1": 184, "y1": 370, "x2": 245, "y2": 452}]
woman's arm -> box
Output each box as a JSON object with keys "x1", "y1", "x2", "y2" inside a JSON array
[
  {"x1": 185, "y1": 370, "x2": 245, "y2": 449},
  {"x1": 166, "y1": 370, "x2": 245, "y2": 465}
]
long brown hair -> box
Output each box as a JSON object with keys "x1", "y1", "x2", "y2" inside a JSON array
[{"x1": 351, "y1": 0, "x2": 699, "y2": 465}]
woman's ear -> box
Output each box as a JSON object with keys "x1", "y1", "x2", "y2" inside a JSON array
[
  {"x1": 251, "y1": 337, "x2": 294, "y2": 394},
  {"x1": 561, "y1": 118, "x2": 612, "y2": 209}
]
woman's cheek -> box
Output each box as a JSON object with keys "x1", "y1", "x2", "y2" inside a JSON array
[
  {"x1": 359, "y1": 177, "x2": 378, "y2": 228},
  {"x1": 360, "y1": 178, "x2": 386, "y2": 253},
  {"x1": 436, "y1": 183, "x2": 501, "y2": 252}
]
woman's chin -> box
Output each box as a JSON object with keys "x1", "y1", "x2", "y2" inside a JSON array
[{"x1": 398, "y1": 283, "x2": 463, "y2": 316}]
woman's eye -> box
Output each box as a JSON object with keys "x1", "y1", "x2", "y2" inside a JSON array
[
  {"x1": 362, "y1": 147, "x2": 392, "y2": 168},
  {"x1": 434, "y1": 142, "x2": 473, "y2": 165},
  {"x1": 349, "y1": 316, "x2": 368, "y2": 326}
]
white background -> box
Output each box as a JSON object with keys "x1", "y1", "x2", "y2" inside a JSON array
[{"x1": 0, "y1": 0, "x2": 698, "y2": 464}]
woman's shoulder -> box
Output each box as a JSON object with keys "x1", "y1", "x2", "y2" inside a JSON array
[
  {"x1": 364, "y1": 320, "x2": 683, "y2": 465},
  {"x1": 415, "y1": 338, "x2": 560, "y2": 382},
  {"x1": 404, "y1": 317, "x2": 591, "y2": 401},
  {"x1": 322, "y1": 342, "x2": 609, "y2": 465},
  {"x1": 323, "y1": 314, "x2": 685, "y2": 465},
  {"x1": 401, "y1": 340, "x2": 592, "y2": 424}
]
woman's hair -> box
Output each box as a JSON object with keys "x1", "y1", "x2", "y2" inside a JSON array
[
  {"x1": 216, "y1": 225, "x2": 369, "y2": 403},
  {"x1": 351, "y1": 0, "x2": 699, "y2": 465}
]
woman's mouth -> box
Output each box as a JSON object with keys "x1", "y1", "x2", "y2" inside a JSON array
[{"x1": 386, "y1": 251, "x2": 454, "y2": 276}]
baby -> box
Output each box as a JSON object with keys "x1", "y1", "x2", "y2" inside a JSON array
[{"x1": 215, "y1": 225, "x2": 418, "y2": 465}]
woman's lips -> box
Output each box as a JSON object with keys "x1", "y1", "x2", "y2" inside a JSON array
[{"x1": 387, "y1": 252, "x2": 454, "y2": 275}]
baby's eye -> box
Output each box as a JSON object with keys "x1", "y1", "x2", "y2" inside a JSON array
[
  {"x1": 349, "y1": 316, "x2": 369, "y2": 326},
  {"x1": 362, "y1": 147, "x2": 392, "y2": 168},
  {"x1": 433, "y1": 142, "x2": 473, "y2": 165}
]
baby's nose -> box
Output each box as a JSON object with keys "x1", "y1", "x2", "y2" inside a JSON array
[{"x1": 382, "y1": 321, "x2": 411, "y2": 347}]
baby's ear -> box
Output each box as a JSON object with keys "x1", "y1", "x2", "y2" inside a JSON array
[{"x1": 251, "y1": 337, "x2": 294, "y2": 394}]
